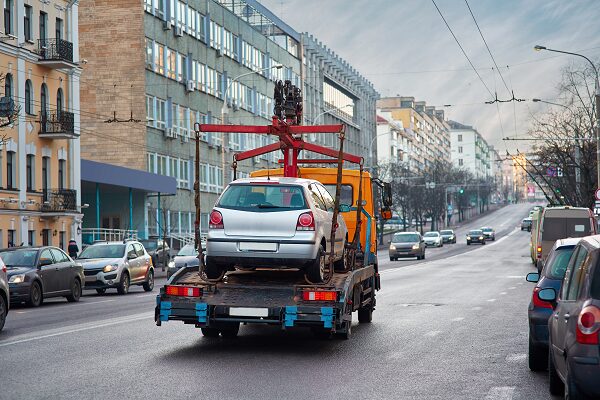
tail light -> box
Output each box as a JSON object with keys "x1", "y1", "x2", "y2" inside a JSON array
[
  {"x1": 532, "y1": 287, "x2": 553, "y2": 309},
  {"x1": 576, "y1": 305, "x2": 600, "y2": 345},
  {"x1": 209, "y1": 210, "x2": 224, "y2": 229},
  {"x1": 296, "y1": 212, "x2": 315, "y2": 231},
  {"x1": 166, "y1": 285, "x2": 202, "y2": 297},
  {"x1": 302, "y1": 290, "x2": 337, "y2": 301},
  {"x1": 1, "y1": 264, "x2": 5, "y2": 273},
  {"x1": 537, "y1": 246, "x2": 542, "y2": 258}
]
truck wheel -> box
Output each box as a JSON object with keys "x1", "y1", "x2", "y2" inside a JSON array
[
  {"x1": 358, "y1": 304, "x2": 373, "y2": 323},
  {"x1": 306, "y1": 245, "x2": 326, "y2": 283},
  {"x1": 205, "y1": 261, "x2": 225, "y2": 280},
  {"x1": 201, "y1": 327, "x2": 220, "y2": 338},
  {"x1": 220, "y1": 323, "x2": 240, "y2": 338}
]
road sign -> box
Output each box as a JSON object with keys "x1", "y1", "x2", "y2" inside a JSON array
[
  {"x1": 546, "y1": 167, "x2": 557, "y2": 177},
  {"x1": 595, "y1": 188, "x2": 600, "y2": 201}
]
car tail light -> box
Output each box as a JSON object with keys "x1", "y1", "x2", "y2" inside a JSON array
[
  {"x1": 576, "y1": 305, "x2": 600, "y2": 345},
  {"x1": 532, "y1": 287, "x2": 553, "y2": 309},
  {"x1": 209, "y1": 210, "x2": 223, "y2": 229},
  {"x1": 302, "y1": 290, "x2": 337, "y2": 301},
  {"x1": 296, "y1": 212, "x2": 315, "y2": 231},
  {"x1": 165, "y1": 285, "x2": 202, "y2": 297},
  {"x1": 1, "y1": 264, "x2": 5, "y2": 273}
]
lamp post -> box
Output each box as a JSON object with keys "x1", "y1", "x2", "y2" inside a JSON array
[{"x1": 534, "y1": 45, "x2": 600, "y2": 189}]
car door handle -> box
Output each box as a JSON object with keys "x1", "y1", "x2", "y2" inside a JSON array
[
  {"x1": 554, "y1": 313, "x2": 559, "y2": 319},
  {"x1": 564, "y1": 314, "x2": 570, "y2": 321}
]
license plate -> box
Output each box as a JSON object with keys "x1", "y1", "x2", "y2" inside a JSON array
[
  {"x1": 239, "y1": 242, "x2": 277, "y2": 252},
  {"x1": 85, "y1": 276, "x2": 97, "y2": 283},
  {"x1": 229, "y1": 307, "x2": 269, "y2": 317}
]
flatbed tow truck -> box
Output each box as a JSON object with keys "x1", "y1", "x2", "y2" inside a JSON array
[{"x1": 155, "y1": 80, "x2": 392, "y2": 339}]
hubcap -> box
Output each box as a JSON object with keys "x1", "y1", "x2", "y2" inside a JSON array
[
  {"x1": 148, "y1": 273, "x2": 154, "y2": 288},
  {"x1": 123, "y1": 275, "x2": 129, "y2": 292}
]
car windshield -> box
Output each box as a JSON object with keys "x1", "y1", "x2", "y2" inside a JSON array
[
  {"x1": 424, "y1": 232, "x2": 439, "y2": 237},
  {"x1": 177, "y1": 245, "x2": 198, "y2": 256},
  {"x1": 440, "y1": 230, "x2": 453, "y2": 235},
  {"x1": 0, "y1": 249, "x2": 39, "y2": 267},
  {"x1": 544, "y1": 246, "x2": 576, "y2": 280},
  {"x1": 392, "y1": 233, "x2": 419, "y2": 243},
  {"x1": 469, "y1": 230, "x2": 483, "y2": 235},
  {"x1": 78, "y1": 244, "x2": 125, "y2": 259},
  {"x1": 218, "y1": 184, "x2": 307, "y2": 211},
  {"x1": 140, "y1": 241, "x2": 158, "y2": 250},
  {"x1": 323, "y1": 184, "x2": 354, "y2": 207}
]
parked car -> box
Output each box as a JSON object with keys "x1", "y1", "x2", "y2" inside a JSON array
[
  {"x1": 167, "y1": 242, "x2": 206, "y2": 279},
  {"x1": 423, "y1": 231, "x2": 443, "y2": 247},
  {"x1": 439, "y1": 229, "x2": 456, "y2": 244},
  {"x1": 480, "y1": 227, "x2": 496, "y2": 241},
  {"x1": 466, "y1": 230, "x2": 486, "y2": 245},
  {"x1": 1, "y1": 247, "x2": 84, "y2": 307},
  {"x1": 521, "y1": 217, "x2": 532, "y2": 232},
  {"x1": 0, "y1": 256, "x2": 8, "y2": 332},
  {"x1": 525, "y1": 238, "x2": 580, "y2": 371},
  {"x1": 140, "y1": 239, "x2": 170, "y2": 268},
  {"x1": 77, "y1": 241, "x2": 154, "y2": 295},
  {"x1": 541, "y1": 236, "x2": 600, "y2": 399},
  {"x1": 206, "y1": 177, "x2": 349, "y2": 283},
  {"x1": 389, "y1": 232, "x2": 425, "y2": 261}
]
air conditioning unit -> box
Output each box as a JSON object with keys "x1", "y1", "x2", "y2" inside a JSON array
[
  {"x1": 175, "y1": 26, "x2": 183, "y2": 37},
  {"x1": 181, "y1": 134, "x2": 189, "y2": 143},
  {"x1": 186, "y1": 80, "x2": 196, "y2": 92},
  {"x1": 163, "y1": 127, "x2": 176, "y2": 139},
  {"x1": 216, "y1": 48, "x2": 223, "y2": 57},
  {"x1": 163, "y1": 21, "x2": 172, "y2": 30}
]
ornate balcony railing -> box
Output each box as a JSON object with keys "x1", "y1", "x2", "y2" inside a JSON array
[
  {"x1": 37, "y1": 38, "x2": 74, "y2": 64},
  {"x1": 41, "y1": 189, "x2": 77, "y2": 213},
  {"x1": 39, "y1": 110, "x2": 77, "y2": 138}
]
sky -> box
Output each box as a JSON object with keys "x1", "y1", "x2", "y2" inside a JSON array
[{"x1": 258, "y1": 0, "x2": 600, "y2": 153}]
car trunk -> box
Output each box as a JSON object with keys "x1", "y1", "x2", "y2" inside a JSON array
[{"x1": 220, "y1": 208, "x2": 303, "y2": 238}]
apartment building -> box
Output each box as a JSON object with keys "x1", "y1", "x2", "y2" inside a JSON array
[
  {"x1": 375, "y1": 112, "x2": 414, "y2": 167},
  {"x1": 0, "y1": 0, "x2": 81, "y2": 249},
  {"x1": 449, "y1": 120, "x2": 491, "y2": 180}
]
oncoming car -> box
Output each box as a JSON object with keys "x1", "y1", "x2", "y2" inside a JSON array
[
  {"x1": 466, "y1": 230, "x2": 486, "y2": 245},
  {"x1": 206, "y1": 177, "x2": 349, "y2": 283},
  {"x1": 389, "y1": 232, "x2": 425, "y2": 261},
  {"x1": 423, "y1": 231, "x2": 443, "y2": 247},
  {"x1": 440, "y1": 230, "x2": 457, "y2": 244}
]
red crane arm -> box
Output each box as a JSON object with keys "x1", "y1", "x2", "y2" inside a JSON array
[{"x1": 234, "y1": 142, "x2": 282, "y2": 162}]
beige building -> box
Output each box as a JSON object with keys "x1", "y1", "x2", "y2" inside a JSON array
[{"x1": 0, "y1": 0, "x2": 82, "y2": 248}]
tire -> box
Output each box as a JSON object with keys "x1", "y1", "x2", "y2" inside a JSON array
[
  {"x1": 220, "y1": 323, "x2": 240, "y2": 338},
  {"x1": 116, "y1": 272, "x2": 130, "y2": 295},
  {"x1": 66, "y1": 279, "x2": 81, "y2": 302},
  {"x1": 205, "y1": 261, "x2": 225, "y2": 280},
  {"x1": 422, "y1": 253, "x2": 426, "y2": 260},
  {"x1": 528, "y1": 336, "x2": 547, "y2": 372},
  {"x1": 358, "y1": 303, "x2": 373, "y2": 323},
  {"x1": 28, "y1": 281, "x2": 43, "y2": 307},
  {"x1": 0, "y1": 294, "x2": 6, "y2": 332},
  {"x1": 142, "y1": 270, "x2": 154, "y2": 292},
  {"x1": 95, "y1": 288, "x2": 106, "y2": 295},
  {"x1": 334, "y1": 241, "x2": 349, "y2": 272},
  {"x1": 201, "y1": 327, "x2": 219, "y2": 338},
  {"x1": 306, "y1": 245, "x2": 326, "y2": 283},
  {"x1": 389, "y1": 257, "x2": 394, "y2": 262},
  {"x1": 549, "y1": 348, "x2": 564, "y2": 396}
]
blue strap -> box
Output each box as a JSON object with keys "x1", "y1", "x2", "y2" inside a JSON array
[
  {"x1": 195, "y1": 302, "x2": 208, "y2": 323},
  {"x1": 159, "y1": 301, "x2": 172, "y2": 321},
  {"x1": 320, "y1": 307, "x2": 334, "y2": 328},
  {"x1": 284, "y1": 306, "x2": 298, "y2": 327}
]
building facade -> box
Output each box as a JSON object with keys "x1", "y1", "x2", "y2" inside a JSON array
[
  {"x1": 0, "y1": 0, "x2": 82, "y2": 249},
  {"x1": 375, "y1": 112, "x2": 414, "y2": 167},
  {"x1": 448, "y1": 120, "x2": 491, "y2": 180}
]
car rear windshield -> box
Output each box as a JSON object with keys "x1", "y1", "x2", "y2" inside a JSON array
[
  {"x1": 544, "y1": 246, "x2": 576, "y2": 280},
  {"x1": 78, "y1": 244, "x2": 125, "y2": 259},
  {"x1": 218, "y1": 184, "x2": 307, "y2": 212},
  {"x1": 323, "y1": 184, "x2": 354, "y2": 207},
  {"x1": 440, "y1": 230, "x2": 453, "y2": 235},
  {"x1": 0, "y1": 249, "x2": 39, "y2": 267},
  {"x1": 392, "y1": 233, "x2": 419, "y2": 243},
  {"x1": 469, "y1": 230, "x2": 483, "y2": 235},
  {"x1": 542, "y1": 218, "x2": 591, "y2": 241},
  {"x1": 177, "y1": 245, "x2": 198, "y2": 256},
  {"x1": 592, "y1": 260, "x2": 600, "y2": 299},
  {"x1": 140, "y1": 241, "x2": 157, "y2": 250},
  {"x1": 424, "y1": 232, "x2": 438, "y2": 237}
]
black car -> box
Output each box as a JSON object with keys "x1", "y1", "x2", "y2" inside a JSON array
[
  {"x1": 525, "y1": 238, "x2": 579, "y2": 371},
  {"x1": 2, "y1": 247, "x2": 84, "y2": 307},
  {"x1": 466, "y1": 230, "x2": 485, "y2": 245},
  {"x1": 541, "y1": 236, "x2": 600, "y2": 399},
  {"x1": 440, "y1": 229, "x2": 457, "y2": 244},
  {"x1": 521, "y1": 218, "x2": 532, "y2": 232}
]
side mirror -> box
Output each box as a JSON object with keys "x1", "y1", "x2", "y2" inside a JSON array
[
  {"x1": 538, "y1": 288, "x2": 557, "y2": 304},
  {"x1": 338, "y1": 204, "x2": 351, "y2": 213},
  {"x1": 526, "y1": 272, "x2": 539, "y2": 283},
  {"x1": 381, "y1": 209, "x2": 392, "y2": 220},
  {"x1": 38, "y1": 259, "x2": 53, "y2": 268}
]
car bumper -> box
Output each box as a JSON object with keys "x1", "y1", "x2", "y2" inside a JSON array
[
  {"x1": 389, "y1": 249, "x2": 420, "y2": 258},
  {"x1": 83, "y1": 271, "x2": 121, "y2": 289},
  {"x1": 8, "y1": 282, "x2": 33, "y2": 303},
  {"x1": 528, "y1": 307, "x2": 552, "y2": 345},
  {"x1": 568, "y1": 355, "x2": 600, "y2": 397}
]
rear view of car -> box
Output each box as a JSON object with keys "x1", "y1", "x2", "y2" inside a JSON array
[
  {"x1": 521, "y1": 218, "x2": 532, "y2": 231},
  {"x1": 389, "y1": 232, "x2": 425, "y2": 260}
]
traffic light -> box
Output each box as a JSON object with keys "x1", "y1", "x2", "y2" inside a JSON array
[{"x1": 459, "y1": 188, "x2": 464, "y2": 194}]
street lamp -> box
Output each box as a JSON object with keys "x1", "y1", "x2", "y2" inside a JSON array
[{"x1": 534, "y1": 45, "x2": 600, "y2": 187}]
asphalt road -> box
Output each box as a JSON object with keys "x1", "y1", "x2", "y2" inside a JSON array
[{"x1": 0, "y1": 203, "x2": 557, "y2": 400}]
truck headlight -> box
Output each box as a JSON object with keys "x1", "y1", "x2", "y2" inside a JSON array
[
  {"x1": 103, "y1": 264, "x2": 119, "y2": 273},
  {"x1": 412, "y1": 244, "x2": 420, "y2": 250},
  {"x1": 9, "y1": 274, "x2": 25, "y2": 284},
  {"x1": 389, "y1": 245, "x2": 396, "y2": 251}
]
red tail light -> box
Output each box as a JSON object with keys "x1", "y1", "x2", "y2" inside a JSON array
[
  {"x1": 576, "y1": 305, "x2": 600, "y2": 345},
  {"x1": 166, "y1": 285, "x2": 202, "y2": 297},
  {"x1": 302, "y1": 290, "x2": 337, "y2": 301},
  {"x1": 209, "y1": 210, "x2": 224, "y2": 229},
  {"x1": 532, "y1": 287, "x2": 553, "y2": 309},
  {"x1": 296, "y1": 212, "x2": 315, "y2": 231}
]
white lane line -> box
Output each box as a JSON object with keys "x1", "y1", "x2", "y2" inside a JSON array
[
  {"x1": 508, "y1": 287, "x2": 516, "y2": 290},
  {"x1": 0, "y1": 312, "x2": 152, "y2": 348},
  {"x1": 505, "y1": 353, "x2": 526, "y2": 363},
  {"x1": 487, "y1": 299, "x2": 496, "y2": 302},
  {"x1": 499, "y1": 292, "x2": 507, "y2": 295},
  {"x1": 424, "y1": 330, "x2": 442, "y2": 337},
  {"x1": 485, "y1": 386, "x2": 515, "y2": 400},
  {"x1": 472, "y1": 306, "x2": 482, "y2": 311},
  {"x1": 451, "y1": 317, "x2": 464, "y2": 322}
]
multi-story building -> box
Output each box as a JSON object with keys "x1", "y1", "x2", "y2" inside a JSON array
[
  {"x1": 448, "y1": 120, "x2": 491, "y2": 180},
  {"x1": 0, "y1": 0, "x2": 82, "y2": 249},
  {"x1": 79, "y1": 0, "x2": 302, "y2": 239},
  {"x1": 375, "y1": 112, "x2": 414, "y2": 168}
]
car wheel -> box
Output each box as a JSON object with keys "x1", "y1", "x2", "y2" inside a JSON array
[
  {"x1": 0, "y1": 294, "x2": 6, "y2": 332},
  {"x1": 66, "y1": 279, "x2": 81, "y2": 302},
  {"x1": 143, "y1": 270, "x2": 154, "y2": 292},
  {"x1": 549, "y1": 348, "x2": 565, "y2": 395},
  {"x1": 482, "y1": 241, "x2": 486, "y2": 245},
  {"x1": 334, "y1": 241, "x2": 349, "y2": 272},
  {"x1": 28, "y1": 281, "x2": 43, "y2": 307},
  {"x1": 389, "y1": 257, "x2": 394, "y2": 262},
  {"x1": 205, "y1": 261, "x2": 226, "y2": 281},
  {"x1": 528, "y1": 336, "x2": 547, "y2": 372},
  {"x1": 421, "y1": 253, "x2": 426, "y2": 260},
  {"x1": 95, "y1": 288, "x2": 106, "y2": 295},
  {"x1": 306, "y1": 245, "x2": 326, "y2": 283},
  {"x1": 116, "y1": 272, "x2": 130, "y2": 295},
  {"x1": 220, "y1": 323, "x2": 240, "y2": 338},
  {"x1": 201, "y1": 327, "x2": 220, "y2": 338}
]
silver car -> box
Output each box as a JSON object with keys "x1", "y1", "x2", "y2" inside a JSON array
[
  {"x1": 423, "y1": 231, "x2": 443, "y2": 247},
  {"x1": 0, "y1": 255, "x2": 8, "y2": 332},
  {"x1": 206, "y1": 177, "x2": 349, "y2": 282},
  {"x1": 77, "y1": 241, "x2": 154, "y2": 294}
]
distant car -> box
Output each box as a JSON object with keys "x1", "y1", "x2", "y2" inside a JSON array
[
  {"x1": 206, "y1": 177, "x2": 349, "y2": 283},
  {"x1": 389, "y1": 232, "x2": 425, "y2": 261},
  {"x1": 167, "y1": 243, "x2": 206, "y2": 279},
  {"x1": 543, "y1": 236, "x2": 600, "y2": 399},
  {"x1": 0, "y1": 256, "x2": 8, "y2": 332},
  {"x1": 521, "y1": 218, "x2": 532, "y2": 232},
  {"x1": 440, "y1": 229, "x2": 456, "y2": 244},
  {"x1": 480, "y1": 227, "x2": 496, "y2": 241},
  {"x1": 466, "y1": 230, "x2": 485, "y2": 245},
  {"x1": 423, "y1": 231, "x2": 443, "y2": 247},
  {"x1": 139, "y1": 239, "x2": 170, "y2": 268},
  {"x1": 78, "y1": 241, "x2": 154, "y2": 295},
  {"x1": 1, "y1": 247, "x2": 84, "y2": 307},
  {"x1": 525, "y1": 238, "x2": 579, "y2": 372}
]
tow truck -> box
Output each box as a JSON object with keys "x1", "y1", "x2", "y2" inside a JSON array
[{"x1": 155, "y1": 80, "x2": 392, "y2": 339}]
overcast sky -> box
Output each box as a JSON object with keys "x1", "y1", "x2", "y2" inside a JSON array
[{"x1": 258, "y1": 0, "x2": 600, "y2": 152}]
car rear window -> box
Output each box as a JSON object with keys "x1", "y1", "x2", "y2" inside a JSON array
[
  {"x1": 393, "y1": 233, "x2": 419, "y2": 242},
  {"x1": 592, "y1": 260, "x2": 600, "y2": 299},
  {"x1": 218, "y1": 184, "x2": 307, "y2": 212},
  {"x1": 544, "y1": 246, "x2": 576, "y2": 280}
]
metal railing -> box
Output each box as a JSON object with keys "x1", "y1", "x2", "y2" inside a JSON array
[
  {"x1": 39, "y1": 110, "x2": 76, "y2": 136},
  {"x1": 37, "y1": 38, "x2": 74, "y2": 63},
  {"x1": 41, "y1": 189, "x2": 77, "y2": 212},
  {"x1": 82, "y1": 228, "x2": 138, "y2": 245}
]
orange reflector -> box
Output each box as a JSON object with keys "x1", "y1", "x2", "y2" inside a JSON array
[
  {"x1": 302, "y1": 290, "x2": 337, "y2": 301},
  {"x1": 166, "y1": 285, "x2": 202, "y2": 297},
  {"x1": 537, "y1": 246, "x2": 542, "y2": 253}
]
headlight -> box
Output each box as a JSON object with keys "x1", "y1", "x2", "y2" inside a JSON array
[
  {"x1": 479, "y1": 236, "x2": 484, "y2": 240},
  {"x1": 412, "y1": 244, "x2": 420, "y2": 250},
  {"x1": 9, "y1": 274, "x2": 25, "y2": 284},
  {"x1": 389, "y1": 245, "x2": 396, "y2": 251},
  {"x1": 168, "y1": 260, "x2": 175, "y2": 269},
  {"x1": 467, "y1": 236, "x2": 471, "y2": 240},
  {"x1": 103, "y1": 264, "x2": 119, "y2": 273},
  {"x1": 450, "y1": 236, "x2": 455, "y2": 240}
]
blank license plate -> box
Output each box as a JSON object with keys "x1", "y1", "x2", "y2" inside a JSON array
[
  {"x1": 229, "y1": 307, "x2": 269, "y2": 317},
  {"x1": 239, "y1": 242, "x2": 277, "y2": 252}
]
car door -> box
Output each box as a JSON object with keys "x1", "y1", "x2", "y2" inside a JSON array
[
  {"x1": 50, "y1": 248, "x2": 74, "y2": 293},
  {"x1": 125, "y1": 244, "x2": 140, "y2": 281},
  {"x1": 308, "y1": 184, "x2": 332, "y2": 253},
  {"x1": 37, "y1": 248, "x2": 59, "y2": 294},
  {"x1": 133, "y1": 243, "x2": 149, "y2": 282}
]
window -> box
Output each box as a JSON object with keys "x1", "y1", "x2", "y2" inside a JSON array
[
  {"x1": 28, "y1": 230, "x2": 34, "y2": 246},
  {"x1": 154, "y1": 42, "x2": 164, "y2": 75},
  {"x1": 24, "y1": 4, "x2": 31, "y2": 42},
  {"x1": 55, "y1": 17, "x2": 62, "y2": 40},
  {"x1": 39, "y1": 11, "x2": 47, "y2": 42},
  {"x1": 178, "y1": 159, "x2": 189, "y2": 189},
  {"x1": 155, "y1": 98, "x2": 166, "y2": 129},
  {"x1": 177, "y1": 0, "x2": 185, "y2": 30},
  {"x1": 210, "y1": 20, "x2": 222, "y2": 50},
  {"x1": 58, "y1": 159, "x2": 65, "y2": 190},
  {"x1": 126, "y1": 244, "x2": 137, "y2": 260},
  {"x1": 147, "y1": 153, "x2": 156, "y2": 173},
  {"x1": 145, "y1": 38, "x2": 153, "y2": 69},
  {"x1": 145, "y1": 95, "x2": 155, "y2": 126},
  {"x1": 458, "y1": 134, "x2": 463, "y2": 142},
  {"x1": 59, "y1": 231, "x2": 65, "y2": 251},
  {"x1": 50, "y1": 248, "x2": 69, "y2": 263},
  {"x1": 4, "y1": 72, "x2": 12, "y2": 98},
  {"x1": 458, "y1": 146, "x2": 463, "y2": 154},
  {"x1": 6, "y1": 151, "x2": 15, "y2": 189},
  {"x1": 144, "y1": 0, "x2": 153, "y2": 13},
  {"x1": 24, "y1": 79, "x2": 33, "y2": 114},
  {"x1": 56, "y1": 88, "x2": 63, "y2": 117},
  {"x1": 4, "y1": 0, "x2": 13, "y2": 35},
  {"x1": 563, "y1": 246, "x2": 588, "y2": 301},
  {"x1": 42, "y1": 156, "x2": 49, "y2": 192},
  {"x1": 166, "y1": 48, "x2": 176, "y2": 79},
  {"x1": 7, "y1": 229, "x2": 15, "y2": 247},
  {"x1": 309, "y1": 185, "x2": 327, "y2": 210},
  {"x1": 40, "y1": 83, "x2": 48, "y2": 114},
  {"x1": 26, "y1": 154, "x2": 33, "y2": 191},
  {"x1": 458, "y1": 159, "x2": 463, "y2": 167},
  {"x1": 133, "y1": 243, "x2": 145, "y2": 257}
]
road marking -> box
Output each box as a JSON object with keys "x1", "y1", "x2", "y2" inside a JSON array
[
  {"x1": 0, "y1": 312, "x2": 152, "y2": 348},
  {"x1": 472, "y1": 306, "x2": 482, "y2": 311},
  {"x1": 508, "y1": 287, "x2": 516, "y2": 290},
  {"x1": 505, "y1": 353, "x2": 526, "y2": 363},
  {"x1": 499, "y1": 292, "x2": 507, "y2": 295},
  {"x1": 487, "y1": 299, "x2": 496, "y2": 302},
  {"x1": 451, "y1": 317, "x2": 464, "y2": 322},
  {"x1": 485, "y1": 386, "x2": 515, "y2": 400},
  {"x1": 424, "y1": 330, "x2": 442, "y2": 337},
  {"x1": 506, "y1": 276, "x2": 524, "y2": 279}
]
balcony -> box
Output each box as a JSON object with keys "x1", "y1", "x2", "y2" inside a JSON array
[
  {"x1": 39, "y1": 110, "x2": 78, "y2": 139},
  {"x1": 37, "y1": 38, "x2": 76, "y2": 69},
  {"x1": 40, "y1": 189, "x2": 77, "y2": 214}
]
